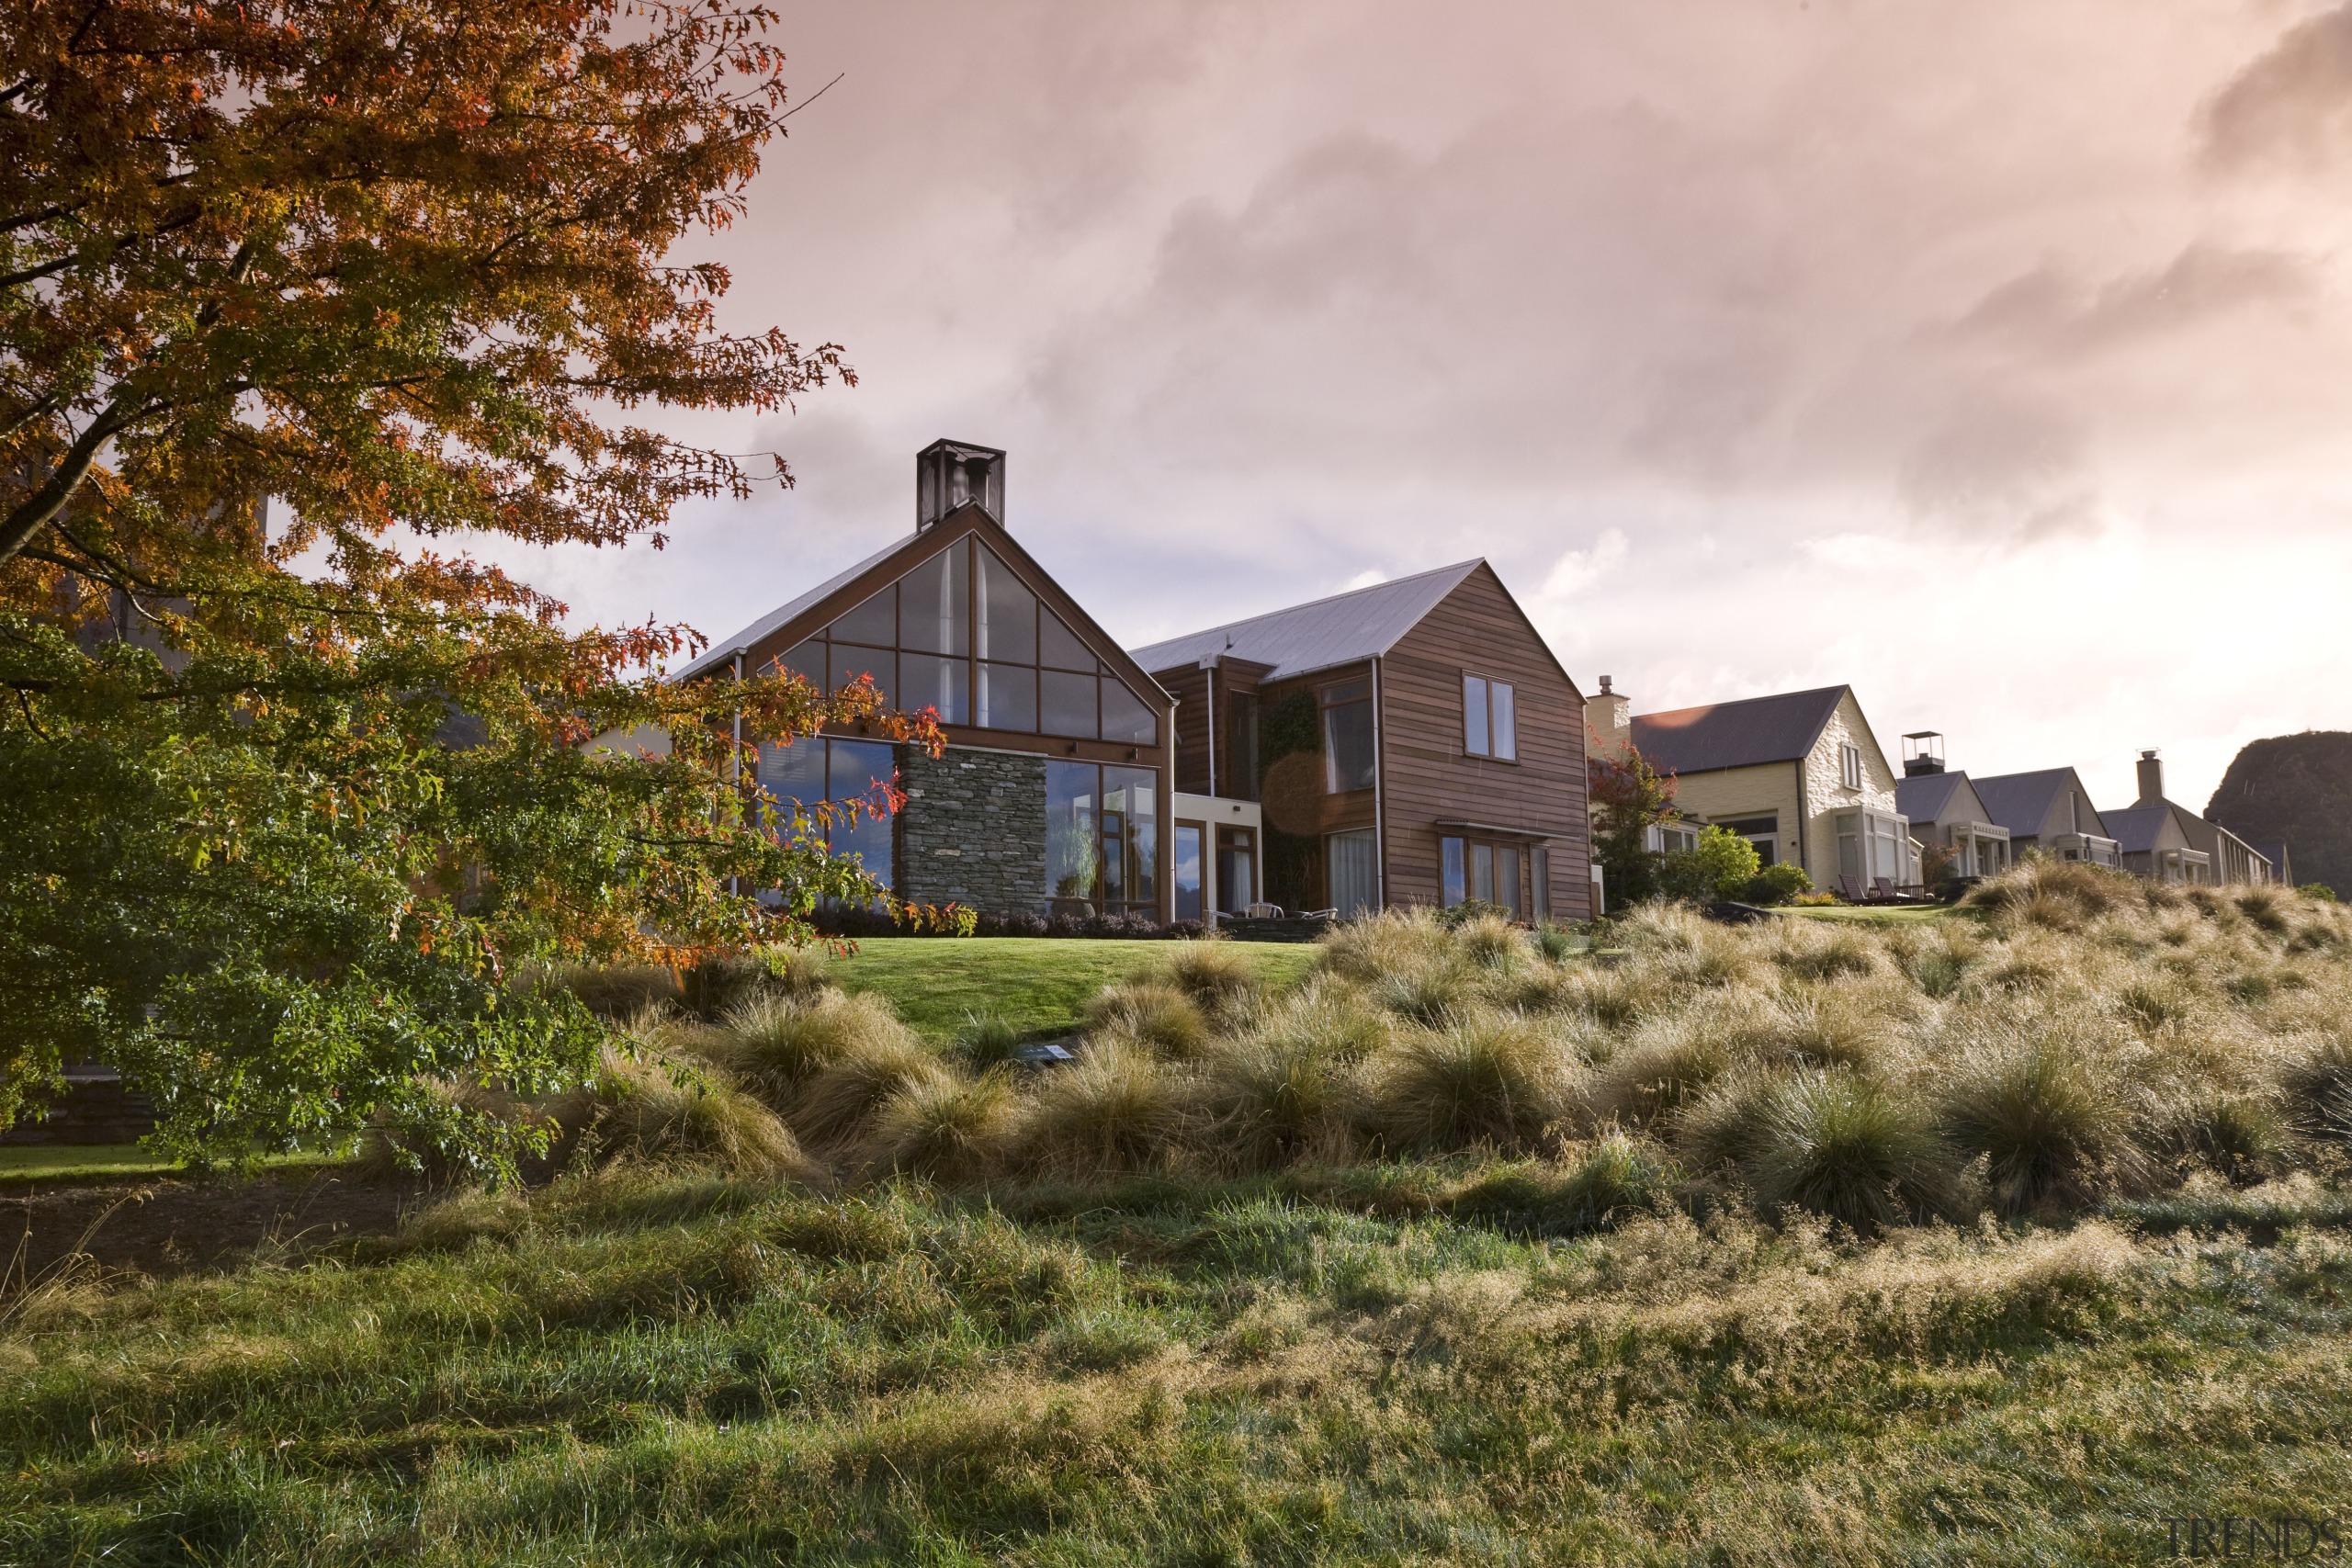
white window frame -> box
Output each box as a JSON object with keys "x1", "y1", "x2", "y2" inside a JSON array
[{"x1": 1838, "y1": 741, "x2": 1863, "y2": 791}]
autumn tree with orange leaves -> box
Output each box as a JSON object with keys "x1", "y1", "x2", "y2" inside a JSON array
[{"x1": 0, "y1": 0, "x2": 925, "y2": 1168}]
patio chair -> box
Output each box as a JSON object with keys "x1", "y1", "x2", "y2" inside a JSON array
[
  {"x1": 1244, "y1": 902, "x2": 1283, "y2": 919},
  {"x1": 1837, "y1": 874, "x2": 1869, "y2": 903}
]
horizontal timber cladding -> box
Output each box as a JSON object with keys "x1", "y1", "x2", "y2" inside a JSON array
[{"x1": 1378, "y1": 562, "x2": 1592, "y2": 919}]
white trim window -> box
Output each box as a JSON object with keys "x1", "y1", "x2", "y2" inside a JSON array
[
  {"x1": 1838, "y1": 741, "x2": 1863, "y2": 791},
  {"x1": 1463, "y1": 673, "x2": 1517, "y2": 760}
]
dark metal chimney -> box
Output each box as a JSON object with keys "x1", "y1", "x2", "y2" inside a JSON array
[{"x1": 916, "y1": 439, "x2": 1005, "y2": 531}]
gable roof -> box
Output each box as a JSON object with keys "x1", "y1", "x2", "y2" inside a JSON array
[
  {"x1": 1126, "y1": 560, "x2": 1483, "y2": 682},
  {"x1": 1894, "y1": 769, "x2": 1967, "y2": 824},
  {"x1": 673, "y1": 531, "x2": 918, "y2": 682},
  {"x1": 2099, "y1": 804, "x2": 2181, "y2": 855},
  {"x1": 1629, "y1": 685, "x2": 1848, "y2": 776},
  {"x1": 1972, "y1": 768, "x2": 2094, "y2": 839}
]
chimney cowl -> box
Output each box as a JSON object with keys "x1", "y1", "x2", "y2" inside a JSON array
[
  {"x1": 1598, "y1": 674, "x2": 1614, "y2": 694},
  {"x1": 916, "y1": 439, "x2": 1006, "y2": 532},
  {"x1": 1900, "y1": 730, "x2": 1946, "y2": 776}
]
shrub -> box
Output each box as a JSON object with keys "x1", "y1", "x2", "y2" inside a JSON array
[
  {"x1": 1145, "y1": 939, "x2": 1261, "y2": 1021},
  {"x1": 591, "y1": 1047, "x2": 820, "y2": 1180},
  {"x1": 1087, "y1": 980, "x2": 1213, "y2": 1059},
  {"x1": 1935, "y1": 1036, "x2": 2147, "y2": 1215},
  {"x1": 1684, "y1": 1068, "x2": 1955, "y2": 1233},
  {"x1": 1660, "y1": 825, "x2": 1762, "y2": 904},
  {"x1": 2301, "y1": 883, "x2": 2338, "y2": 903},
  {"x1": 859, "y1": 1069, "x2": 1018, "y2": 1183},
  {"x1": 716, "y1": 990, "x2": 913, "y2": 1103},
  {"x1": 1740, "y1": 863, "x2": 1813, "y2": 906},
  {"x1": 1362, "y1": 1010, "x2": 1578, "y2": 1154},
  {"x1": 1532, "y1": 922, "x2": 1581, "y2": 962},
  {"x1": 1013, "y1": 1040, "x2": 1192, "y2": 1175}
]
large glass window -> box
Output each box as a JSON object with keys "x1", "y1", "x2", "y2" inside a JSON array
[
  {"x1": 1045, "y1": 760, "x2": 1158, "y2": 917},
  {"x1": 1225, "y1": 692, "x2": 1260, "y2": 800},
  {"x1": 1464, "y1": 672, "x2": 1516, "y2": 759},
  {"x1": 1442, "y1": 832, "x2": 1529, "y2": 918},
  {"x1": 1174, "y1": 823, "x2": 1204, "y2": 921},
  {"x1": 1322, "y1": 679, "x2": 1375, "y2": 793},
  {"x1": 767, "y1": 536, "x2": 1156, "y2": 743},
  {"x1": 755, "y1": 735, "x2": 897, "y2": 891},
  {"x1": 1216, "y1": 826, "x2": 1256, "y2": 914},
  {"x1": 1329, "y1": 829, "x2": 1378, "y2": 918},
  {"x1": 1442, "y1": 837, "x2": 1466, "y2": 908}
]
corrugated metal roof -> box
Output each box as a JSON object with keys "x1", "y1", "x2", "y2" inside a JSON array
[
  {"x1": 671, "y1": 531, "x2": 920, "y2": 682},
  {"x1": 1971, "y1": 769, "x2": 2082, "y2": 838},
  {"x1": 1894, "y1": 770, "x2": 1965, "y2": 824},
  {"x1": 1628, "y1": 686, "x2": 1847, "y2": 775},
  {"x1": 1126, "y1": 560, "x2": 1484, "y2": 681}
]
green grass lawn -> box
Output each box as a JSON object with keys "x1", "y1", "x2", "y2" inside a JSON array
[
  {"x1": 6, "y1": 1166, "x2": 2350, "y2": 1563},
  {"x1": 827, "y1": 937, "x2": 1318, "y2": 1041},
  {"x1": 0, "y1": 1145, "x2": 351, "y2": 1185},
  {"x1": 1778, "y1": 902, "x2": 1963, "y2": 925}
]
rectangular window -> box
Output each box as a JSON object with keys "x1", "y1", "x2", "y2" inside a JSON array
[
  {"x1": 1464, "y1": 673, "x2": 1516, "y2": 759},
  {"x1": 1469, "y1": 841, "x2": 1494, "y2": 905},
  {"x1": 1531, "y1": 847, "x2": 1549, "y2": 918},
  {"x1": 976, "y1": 660, "x2": 1036, "y2": 732},
  {"x1": 1046, "y1": 760, "x2": 1158, "y2": 916},
  {"x1": 1836, "y1": 811, "x2": 1861, "y2": 882},
  {"x1": 1041, "y1": 668, "x2": 1099, "y2": 739},
  {"x1": 1839, "y1": 742, "x2": 1862, "y2": 791},
  {"x1": 1442, "y1": 836, "x2": 1466, "y2": 908},
  {"x1": 1328, "y1": 828, "x2": 1378, "y2": 918},
  {"x1": 1173, "y1": 823, "x2": 1204, "y2": 921},
  {"x1": 1104, "y1": 765, "x2": 1158, "y2": 908},
  {"x1": 1217, "y1": 826, "x2": 1256, "y2": 914},
  {"x1": 830, "y1": 644, "x2": 895, "y2": 706},
  {"x1": 1225, "y1": 692, "x2": 1260, "y2": 800},
  {"x1": 1322, "y1": 679, "x2": 1375, "y2": 792},
  {"x1": 753, "y1": 736, "x2": 897, "y2": 892},
  {"x1": 899, "y1": 652, "x2": 967, "y2": 725},
  {"x1": 1046, "y1": 760, "x2": 1100, "y2": 909},
  {"x1": 1503, "y1": 847, "x2": 1526, "y2": 919}
]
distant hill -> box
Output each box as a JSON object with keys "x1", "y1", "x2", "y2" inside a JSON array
[{"x1": 2206, "y1": 730, "x2": 2352, "y2": 896}]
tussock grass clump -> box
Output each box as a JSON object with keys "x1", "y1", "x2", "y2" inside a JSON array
[
  {"x1": 1449, "y1": 1132, "x2": 1677, "y2": 1236},
  {"x1": 859, "y1": 1069, "x2": 1018, "y2": 1183},
  {"x1": 1371, "y1": 964, "x2": 1479, "y2": 1026},
  {"x1": 1200, "y1": 1034, "x2": 1353, "y2": 1170},
  {"x1": 1013, "y1": 1040, "x2": 1192, "y2": 1176},
  {"x1": 560, "y1": 962, "x2": 681, "y2": 1020},
  {"x1": 790, "y1": 1033, "x2": 955, "y2": 1150},
  {"x1": 1316, "y1": 908, "x2": 1460, "y2": 984},
  {"x1": 714, "y1": 989, "x2": 913, "y2": 1102},
  {"x1": 1591, "y1": 1011, "x2": 1736, "y2": 1129},
  {"x1": 1088, "y1": 980, "x2": 1213, "y2": 1059},
  {"x1": 1964, "y1": 856, "x2": 2143, "y2": 924},
  {"x1": 1934, "y1": 1030, "x2": 2148, "y2": 1215},
  {"x1": 2277, "y1": 1032, "x2": 2352, "y2": 1148},
  {"x1": 1250, "y1": 978, "x2": 1391, "y2": 1063},
  {"x1": 1765, "y1": 919, "x2": 1881, "y2": 982},
  {"x1": 1145, "y1": 939, "x2": 1263, "y2": 1022},
  {"x1": 1453, "y1": 912, "x2": 1527, "y2": 970},
  {"x1": 952, "y1": 1011, "x2": 1026, "y2": 1072},
  {"x1": 1684, "y1": 1068, "x2": 1956, "y2": 1233},
  {"x1": 1362, "y1": 1009, "x2": 1579, "y2": 1155},
  {"x1": 592, "y1": 1047, "x2": 822, "y2": 1180}
]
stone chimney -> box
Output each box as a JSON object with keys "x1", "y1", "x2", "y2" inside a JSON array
[
  {"x1": 916, "y1": 439, "x2": 1005, "y2": 531},
  {"x1": 2136, "y1": 749, "x2": 2165, "y2": 806},
  {"x1": 1585, "y1": 674, "x2": 1632, "y2": 761}
]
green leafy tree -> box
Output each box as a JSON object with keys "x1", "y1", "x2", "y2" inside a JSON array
[
  {"x1": 0, "y1": 0, "x2": 933, "y2": 1168},
  {"x1": 1588, "y1": 742, "x2": 1677, "y2": 908}
]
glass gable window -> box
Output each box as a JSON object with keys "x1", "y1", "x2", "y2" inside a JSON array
[
  {"x1": 767, "y1": 536, "x2": 1155, "y2": 744},
  {"x1": 1322, "y1": 679, "x2": 1375, "y2": 793},
  {"x1": 1464, "y1": 672, "x2": 1516, "y2": 759},
  {"x1": 1045, "y1": 760, "x2": 1158, "y2": 918},
  {"x1": 754, "y1": 735, "x2": 897, "y2": 891}
]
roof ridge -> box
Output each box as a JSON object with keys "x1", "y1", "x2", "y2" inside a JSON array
[
  {"x1": 1133, "y1": 558, "x2": 1483, "y2": 657},
  {"x1": 1635, "y1": 683, "x2": 1849, "y2": 722}
]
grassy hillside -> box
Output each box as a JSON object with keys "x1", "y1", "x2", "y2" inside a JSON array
[{"x1": 13, "y1": 863, "x2": 2352, "y2": 1562}]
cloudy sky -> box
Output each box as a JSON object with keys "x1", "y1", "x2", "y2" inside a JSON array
[{"x1": 527, "y1": 0, "x2": 2352, "y2": 813}]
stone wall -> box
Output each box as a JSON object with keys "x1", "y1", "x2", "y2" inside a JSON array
[{"x1": 895, "y1": 743, "x2": 1047, "y2": 915}]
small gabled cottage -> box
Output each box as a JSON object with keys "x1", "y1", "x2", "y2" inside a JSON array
[
  {"x1": 676, "y1": 441, "x2": 1178, "y2": 922},
  {"x1": 1130, "y1": 561, "x2": 1592, "y2": 923},
  {"x1": 2105, "y1": 750, "x2": 2276, "y2": 886},
  {"x1": 1971, "y1": 768, "x2": 2121, "y2": 867},
  {"x1": 1586, "y1": 682, "x2": 1917, "y2": 896},
  {"x1": 1891, "y1": 733, "x2": 2011, "y2": 880}
]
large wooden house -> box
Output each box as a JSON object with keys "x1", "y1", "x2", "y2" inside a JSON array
[
  {"x1": 675, "y1": 441, "x2": 1180, "y2": 922},
  {"x1": 1130, "y1": 562, "x2": 1593, "y2": 923}
]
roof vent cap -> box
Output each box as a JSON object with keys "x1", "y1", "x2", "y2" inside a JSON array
[{"x1": 916, "y1": 439, "x2": 1005, "y2": 531}]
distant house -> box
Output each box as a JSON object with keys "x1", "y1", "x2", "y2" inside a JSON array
[
  {"x1": 1891, "y1": 733, "x2": 2010, "y2": 879},
  {"x1": 1585, "y1": 682, "x2": 1917, "y2": 894},
  {"x1": 2105, "y1": 750, "x2": 2276, "y2": 886},
  {"x1": 675, "y1": 440, "x2": 1179, "y2": 922},
  {"x1": 1971, "y1": 768, "x2": 2121, "y2": 867},
  {"x1": 1131, "y1": 561, "x2": 1591, "y2": 923}
]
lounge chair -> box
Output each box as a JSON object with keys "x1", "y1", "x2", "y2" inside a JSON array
[{"x1": 1837, "y1": 874, "x2": 1869, "y2": 903}]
